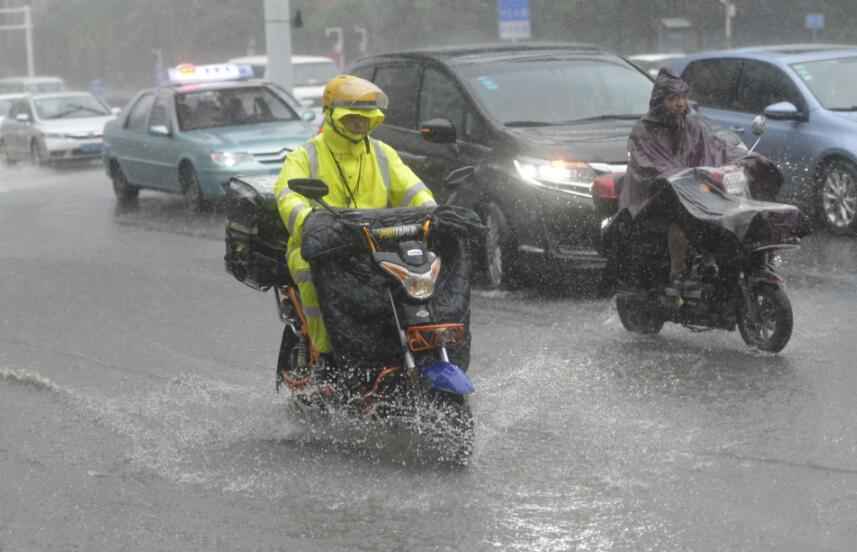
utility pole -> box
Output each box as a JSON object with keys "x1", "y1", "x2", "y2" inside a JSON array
[
  {"x1": 719, "y1": 0, "x2": 735, "y2": 49},
  {"x1": 264, "y1": 0, "x2": 294, "y2": 92},
  {"x1": 0, "y1": 6, "x2": 35, "y2": 76}
]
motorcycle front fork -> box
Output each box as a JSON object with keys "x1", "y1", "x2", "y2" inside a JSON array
[{"x1": 386, "y1": 289, "x2": 451, "y2": 381}]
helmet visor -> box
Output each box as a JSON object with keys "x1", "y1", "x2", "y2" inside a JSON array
[
  {"x1": 329, "y1": 78, "x2": 389, "y2": 110},
  {"x1": 331, "y1": 107, "x2": 385, "y2": 133}
]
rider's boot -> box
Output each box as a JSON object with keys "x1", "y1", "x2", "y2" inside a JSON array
[{"x1": 669, "y1": 271, "x2": 699, "y2": 291}]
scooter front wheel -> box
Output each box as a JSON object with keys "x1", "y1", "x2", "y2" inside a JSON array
[
  {"x1": 738, "y1": 285, "x2": 793, "y2": 353},
  {"x1": 415, "y1": 389, "x2": 474, "y2": 466}
]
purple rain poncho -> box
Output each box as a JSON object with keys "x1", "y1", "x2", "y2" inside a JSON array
[{"x1": 619, "y1": 68, "x2": 750, "y2": 218}]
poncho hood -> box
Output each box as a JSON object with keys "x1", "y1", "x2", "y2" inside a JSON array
[{"x1": 644, "y1": 67, "x2": 691, "y2": 125}]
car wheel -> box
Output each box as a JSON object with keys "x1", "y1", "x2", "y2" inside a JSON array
[
  {"x1": 817, "y1": 158, "x2": 857, "y2": 234},
  {"x1": 180, "y1": 162, "x2": 207, "y2": 212},
  {"x1": 111, "y1": 162, "x2": 139, "y2": 203},
  {"x1": 0, "y1": 139, "x2": 16, "y2": 167},
  {"x1": 30, "y1": 140, "x2": 47, "y2": 166},
  {"x1": 479, "y1": 202, "x2": 521, "y2": 289}
]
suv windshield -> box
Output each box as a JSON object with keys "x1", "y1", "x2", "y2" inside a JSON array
[
  {"x1": 176, "y1": 86, "x2": 298, "y2": 131},
  {"x1": 294, "y1": 61, "x2": 339, "y2": 87},
  {"x1": 461, "y1": 58, "x2": 652, "y2": 125},
  {"x1": 34, "y1": 94, "x2": 110, "y2": 119},
  {"x1": 791, "y1": 57, "x2": 857, "y2": 110}
]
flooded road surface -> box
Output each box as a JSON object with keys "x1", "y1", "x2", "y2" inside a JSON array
[{"x1": 1, "y1": 165, "x2": 856, "y2": 551}]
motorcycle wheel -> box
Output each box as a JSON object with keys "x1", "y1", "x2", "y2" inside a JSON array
[
  {"x1": 415, "y1": 389, "x2": 474, "y2": 466},
  {"x1": 738, "y1": 285, "x2": 793, "y2": 353},
  {"x1": 616, "y1": 293, "x2": 663, "y2": 334}
]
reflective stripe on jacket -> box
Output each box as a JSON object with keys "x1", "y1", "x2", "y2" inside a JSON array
[{"x1": 274, "y1": 128, "x2": 436, "y2": 251}]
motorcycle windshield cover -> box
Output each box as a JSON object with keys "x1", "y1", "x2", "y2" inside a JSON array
[
  {"x1": 635, "y1": 166, "x2": 809, "y2": 252},
  {"x1": 301, "y1": 204, "x2": 484, "y2": 375}
]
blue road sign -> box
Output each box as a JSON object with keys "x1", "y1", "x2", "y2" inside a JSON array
[
  {"x1": 805, "y1": 13, "x2": 825, "y2": 30},
  {"x1": 499, "y1": 0, "x2": 530, "y2": 40}
]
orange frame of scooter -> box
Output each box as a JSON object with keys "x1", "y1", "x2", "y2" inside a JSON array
[{"x1": 406, "y1": 323, "x2": 465, "y2": 352}]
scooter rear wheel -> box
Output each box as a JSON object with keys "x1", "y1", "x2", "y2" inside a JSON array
[
  {"x1": 616, "y1": 293, "x2": 664, "y2": 334},
  {"x1": 738, "y1": 285, "x2": 793, "y2": 353}
]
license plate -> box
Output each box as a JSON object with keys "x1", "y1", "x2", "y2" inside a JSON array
[
  {"x1": 81, "y1": 143, "x2": 102, "y2": 153},
  {"x1": 723, "y1": 171, "x2": 748, "y2": 197}
]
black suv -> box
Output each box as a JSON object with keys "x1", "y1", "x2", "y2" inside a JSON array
[{"x1": 348, "y1": 43, "x2": 735, "y2": 288}]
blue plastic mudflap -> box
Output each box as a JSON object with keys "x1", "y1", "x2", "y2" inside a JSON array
[{"x1": 420, "y1": 360, "x2": 475, "y2": 395}]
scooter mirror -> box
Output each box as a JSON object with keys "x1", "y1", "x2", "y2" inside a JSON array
[
  {"x1": 751, "y1": 115, "x2": 767, "y2": 136},
  {"x1": 444, "y1": 165, "x2": 475, "y2": 190},
  {"x1": 288, "y1": 178, "x2": 329, "y2": 200}
]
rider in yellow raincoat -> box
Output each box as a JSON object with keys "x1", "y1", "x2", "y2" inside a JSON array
[{"x1": 275, "y1": 75, "x2": 436, "y2": 355}]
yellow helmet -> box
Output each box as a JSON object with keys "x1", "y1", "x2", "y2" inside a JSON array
[{"x1": 322, "y1": 75, "x2": 389, "y2": 112}]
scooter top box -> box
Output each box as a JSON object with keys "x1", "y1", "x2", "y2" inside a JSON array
[{"x1": 224, "y1": 174, "x2": 291, "y2": 291}]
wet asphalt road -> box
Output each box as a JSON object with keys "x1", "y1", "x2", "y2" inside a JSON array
[{"x1": 1, "y1": 164, "x2": 856, "y2": 551}]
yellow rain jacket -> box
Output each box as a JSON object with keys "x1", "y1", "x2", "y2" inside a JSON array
[{"x1": 274, "y1": 108, "x2": 436, "y2": 353}]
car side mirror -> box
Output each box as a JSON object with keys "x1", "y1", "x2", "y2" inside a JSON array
[
  {"x1": 149, "y1": 124, "x2": 170, "y2": 137},
  {"x1": 288, "y1": 178, "x2": 329, "y2": 201},
  {"x1": 751, "y1": 115, "x2": 767, "y2": 136},
  {"x1": 15, "y1": 113, "x2": 30, "y2": 123},
  {"x1": 763, "y1": 101, "x2": 801, "y2": 121},
  {"x1": 420, "y1": 118, "x2": 457, "y2": 144},
  {"x1": 301, "y1": 110, "x2": 316, "y2": 123},
  {"x1": 111, "y1": 107, "x2": 122, "y2": 116}
]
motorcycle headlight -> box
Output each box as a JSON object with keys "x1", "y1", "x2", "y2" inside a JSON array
[
  {"x1": 514, "y1": 157, "x2": 595, "y2": 197},
  {"x1": 380, "y1": 257, "x2": 442, "y2": 300},
  {"x1": 210, "y1": 151, "x2": 254, "y2": 167}
]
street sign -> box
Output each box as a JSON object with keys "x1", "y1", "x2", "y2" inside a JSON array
[
  {"x1": 499, "y1": 0, "x2": 530, "y2": 41},
  {"x1": 805, "y1": 13, "x2": 825, "y2": 30}
]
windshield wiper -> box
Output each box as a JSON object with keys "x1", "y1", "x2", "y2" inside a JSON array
[
  {"x1": 52, "y1": 104, "x2": 107, "y2": 118},
  {"x1": 503, "y1": 120, "x2": 557, "y2": 127},
  {"x1": 559, "y1": 114, "x2": 644, "y2": 124}
]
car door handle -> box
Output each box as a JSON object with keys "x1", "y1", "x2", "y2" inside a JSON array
[{"x1": 730, "y1": 126, "x2": 745, "y2": 133}]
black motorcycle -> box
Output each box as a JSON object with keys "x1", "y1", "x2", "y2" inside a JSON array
[
  {"x1": 594, "y1": 120, "x2": 808, "y2": 353},
  {"x1": 224, "y1": 167, "x2": 482, "y2": 464}
]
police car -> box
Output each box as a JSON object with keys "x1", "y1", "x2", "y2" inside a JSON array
[{"x1": 102, "y1": 63, "x2": 317, "y2": 210}]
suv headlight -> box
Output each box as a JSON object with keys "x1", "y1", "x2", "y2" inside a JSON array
[
  {"x1": 211, "y1": 151, "x2": 254, "y2": 167},
  {"x1": 514, "y1": 157, "x2": 595, "y2": 197}
]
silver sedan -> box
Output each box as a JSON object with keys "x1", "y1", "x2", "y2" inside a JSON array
[{"x1": 0, "y1": 92, "x2": 116, "y2": 166}]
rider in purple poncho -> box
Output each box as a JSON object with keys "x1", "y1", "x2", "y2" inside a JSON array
[{"x1": 620, "y1": 68, "x2": 748, "y2": 288}]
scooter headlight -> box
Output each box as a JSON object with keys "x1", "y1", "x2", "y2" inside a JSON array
[{"x1": 379, "y1": 257, "x2": 442, "y2": 300}]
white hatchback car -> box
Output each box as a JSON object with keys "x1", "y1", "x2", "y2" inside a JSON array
[{"x1": 0, "y1": 92, "x2": 116, "y2": 166}]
